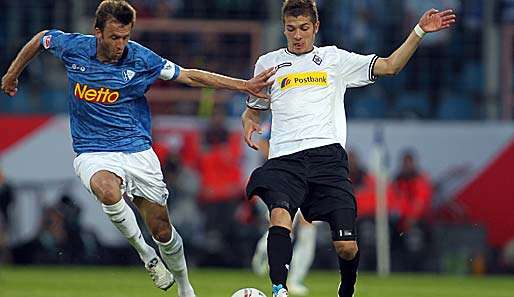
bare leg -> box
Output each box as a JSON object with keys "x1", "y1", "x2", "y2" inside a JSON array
[{"x1": 134, "y1": 197, "x2": 195, "y2": 297}]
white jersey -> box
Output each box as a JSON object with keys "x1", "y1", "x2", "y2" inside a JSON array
[{"x1": 247, "y1": 46, "x2": 378, "y2": 159}]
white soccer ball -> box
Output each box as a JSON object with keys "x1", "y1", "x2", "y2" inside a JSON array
[{"x1": 230, "y1": 288, "x2": 267, "y2": 297}]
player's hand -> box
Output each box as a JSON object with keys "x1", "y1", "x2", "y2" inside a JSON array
[
  {"x1": 242, "y1": 115, "x2": 262, "y2": 150},
  {"x1": 245, "y1": 67, "x2": 276, "y2": 99},
  {"x1": 1, "y1": 73, "x2": 18, "y2": 97},
  {"x1": 419, "y1": 9, "x2": 456, "y2": 33}
]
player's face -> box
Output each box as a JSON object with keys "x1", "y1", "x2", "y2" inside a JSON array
[
  {"x1": 283, "y1": 15, "x2": 319, "y2": 55},
  {"x1": 95, "y1": 19, "x2": 132, "y2": 63}
]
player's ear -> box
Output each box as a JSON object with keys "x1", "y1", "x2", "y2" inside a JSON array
[
  {"x1": 94, "y1": 27, "x2": 102, "y2": 39},
  {"x1": 314, "y1": 21, "x2": 320, "y2": 34}
]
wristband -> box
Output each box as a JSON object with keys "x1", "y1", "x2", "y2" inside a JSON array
[{"x1": 414, "y1": 24, "x2": 426, "y2": 38}]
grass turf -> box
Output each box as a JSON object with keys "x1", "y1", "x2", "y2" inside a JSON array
[{"x1": 1, "y1": 266, "x2": 513, "y2": 297}]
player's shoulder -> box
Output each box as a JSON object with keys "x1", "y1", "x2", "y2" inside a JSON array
[
  {"x1": 48, "y1": 30, "x2": 92, "y2": 44},
  {"x1": 316, "y1": 45, "x2": 347, "y2": 56},
  {"x1": 48, "y1": 31, "x2": 93, "y2": 55},
  {"x1": 127, "y1": 40, "x2": 162, "y2": 60},
  {"x1": 256, "y1": 48, "x2": 288, "y2": 66}
]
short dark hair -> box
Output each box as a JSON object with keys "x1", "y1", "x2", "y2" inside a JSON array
[
  {"x1": 95, "y1": 0, "x2": 136, "y2": 31},
  {"x1": 282, "y1": 0, "x2": 319, "y2": 24}
]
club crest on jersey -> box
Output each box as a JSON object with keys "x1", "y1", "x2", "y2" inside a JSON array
[
  {"x1": 43, "y1": 35, "x2": 52, "y2": 49},
  {"x1": 74, "y1": 82, "x2": 120, "y2": 104},
  {"x1": 278, "y1": 71, "x2": 328, "y2": 91},
  {"x1": 312, "y1": 55, "x2": 322, "y2": 65},
  {"x1": 122, "y1": 69, "x2": 135, "y2": 82}
]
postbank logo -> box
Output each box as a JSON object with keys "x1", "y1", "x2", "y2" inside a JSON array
[
  {"x1": 278, "y1": 71, "x2": 328, "y2": 91},
  {"x1": 74, "y1": 83, "x2": 120, "y2": 104}
]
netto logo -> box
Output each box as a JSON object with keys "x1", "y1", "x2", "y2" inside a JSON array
[
  {"x1": 278, "y1": 71, "x2": 328, "y2": 91},
  {"x1": 74, "y1": 83, "x2": 120, "y2": 104}
]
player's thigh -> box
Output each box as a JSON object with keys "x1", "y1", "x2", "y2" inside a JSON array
[
  {"x1": 247, "y1": 156, "x2": 307, "y2": 220},
  {"x1": 73, "y1": 151, "x2": 125, "y2": 204},
  {"x1": 124, "y1": 148, "x2": 169, "y2": 206}
]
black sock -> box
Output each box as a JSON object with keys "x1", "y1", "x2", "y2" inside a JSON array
[
  {"x1": 267, "y1": 226, "x2": 292, "y2": 289},
  {"x1": 338, "y1": 250, "x2": 360, "y2": 297}
]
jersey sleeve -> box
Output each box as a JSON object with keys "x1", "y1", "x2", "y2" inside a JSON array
[
  {"x1": 139, "y1": 46, "x2": 170, "y2": 86},
  {"x1": 40, "y1": 30, "x2": 76, "y2": 60},
  {"x1": 246, "y1": 57, "x2": 271, "y2": 110},
  {"x1": 336, "y1": 48, "x2": 379, "y2": 88}
]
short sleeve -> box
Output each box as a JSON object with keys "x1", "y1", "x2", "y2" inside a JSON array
[
  {"x1": 41, "y1": 30, "x2": 75, "y2": 60},
  {"x1": 246, "y1": 57, "x2": 271, "y2": 110},
  {"x1": 138, "y1": 45, "x2": 168, "y2": 85},
  {"x1": 336, "y1": 48, "x2": 379, "y2": 88}
]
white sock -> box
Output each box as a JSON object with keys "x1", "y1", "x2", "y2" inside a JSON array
[
  {"x1": 289, "y1": 224, "x2": 316, "y2": 285},
  {"x1": 102, "y1": 199, "x2": 157, "y2": 264},
  {"x1": 155, "y1": 227, "x2": 195, "y2": 297},
  {"x1": 256, "y1": 231, "x2": 268, "y2": 258}
]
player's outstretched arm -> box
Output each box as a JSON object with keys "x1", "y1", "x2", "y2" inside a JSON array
[
  {"x1": 1, "y1": 30, "x2": 48, "y2": 97},
  {"x1": 241, "y1": 107, "x2": 263, "y2": 150},
  {"x1": 175, "y1": 67, "x2": 276, "y2": 99},
  {"x1": 373, "y1": 9, "x2": 456, "y2": 77}
]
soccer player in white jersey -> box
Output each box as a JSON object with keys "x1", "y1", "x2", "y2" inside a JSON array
[
  {"x1": 242, "y1": 1, "x2": 455, "y2": 297},
  {"x1": 250, "y1": 115, "x2": 317, "y2": 296},
  {"x1": 1, "y1": 1, "x2": 274, "y2": 296}
]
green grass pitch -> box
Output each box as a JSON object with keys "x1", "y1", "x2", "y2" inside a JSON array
[{"x1": 1, "y1": 266, "x2": 513, "y2": 297}]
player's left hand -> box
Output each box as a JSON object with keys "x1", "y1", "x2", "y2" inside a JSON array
[
  {"x1": 419, "y1": 9, "x2": 456, "y2": 33},
  {"x1": 242, "y1": 115, "x2": 262, "y2": 150},
  {"x1": 245, "y1": 67, "x2": 276, "y2": 99}
]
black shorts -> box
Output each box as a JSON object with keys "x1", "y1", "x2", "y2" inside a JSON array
[{"x1": 246, "y1": 143, "x2": 357, "y2": 239}]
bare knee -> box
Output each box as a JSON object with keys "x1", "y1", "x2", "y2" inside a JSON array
[
  {"x1": 334, "y1": 241, "x2": 358, "y2": 260},
  {"x1": 148, "y1": 217, "x2": 172, "y2": 242},
  {"x1": 270, "y1": 208, "x2": 293, "y2": 230},
  {"x1": 90, "y1": 171, "x2": 122, "y2": 205}
]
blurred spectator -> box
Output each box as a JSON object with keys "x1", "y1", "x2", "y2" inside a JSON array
[
  {"x1": 404, "y1": 0, "x2": 460, "y2": 117},
  {"x1": 162, "y1": 152, "x2": 203, "y2": 259},
  {"x1": 330, "y1": 0, "x2": 379, "y2": 53},
  {"x1": 54, "y1": 194, "x2": 88, "y2": 263},
  {"x1": 348, "y1": 149, "x2": 378, "y2": 270},
  {"x1": 197, "y1": 105, "x2": 253, "y2": 266},
  {"x1": 389, "y1": 149, "x2": 433, "y2": 271},
  {"x1": 12, "y1": 194, "x2": 99, "y2": 265},
  {"x1": 501, "y1": 238, "x2": 514, "y2": 273},
  {"x1": 0, "y1": 168, "x2": 14, "y2": 230},
  {"x1": 132, "y1": 0, "x2": 182, "y2": 18},
  {"x1": 349, "y1": 150, "x2": 376, "y2": 218},
  {"x1": 0, "y1": 168, "x2": 14, "y2": 263},
  {"x1": 499, "y1": 0, "x2": 514, "y2": 23}
]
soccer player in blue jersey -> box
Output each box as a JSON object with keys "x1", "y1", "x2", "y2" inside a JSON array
[{"x1": 1, "y1": 1, "x2": 274, "y2": 296}]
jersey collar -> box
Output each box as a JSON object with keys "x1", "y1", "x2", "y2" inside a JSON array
[{"x1": 284, "y1": 46, "x2": 317, "y2": 57}]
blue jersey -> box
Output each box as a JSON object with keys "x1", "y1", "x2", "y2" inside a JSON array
[{"x1": 41, "y1": 30, "x2": 180, "y2": 154}]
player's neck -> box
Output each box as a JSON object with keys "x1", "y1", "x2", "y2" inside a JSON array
[
  {"x1": 286, "y1": 46, "x2": 315, "y2": 56},
  {"x1": 96, "y1": 45, "x2": 119, "y2": 64},
  {"x1": 96, "y1": 52, "x2": 119, "y2": 64}
]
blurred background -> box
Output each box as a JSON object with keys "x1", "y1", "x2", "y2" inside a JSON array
[{"x1": 1, "y1": 0, "x2": 514, "y2": 278}]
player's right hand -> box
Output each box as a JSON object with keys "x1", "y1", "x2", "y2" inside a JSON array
[
  {"x1": 245, "y1": 67, "x2": 276, "y2": 100},
  {"x1": 1, "y1": 74, "x2": 18, "y2": 97},
  {"x1": 243, "y1": 116, "x2": 262, "y2": 150}
]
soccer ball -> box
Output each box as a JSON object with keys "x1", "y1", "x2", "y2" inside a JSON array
[{"x1": 230, "y1": 288, "x2": 267, "y2": 297}]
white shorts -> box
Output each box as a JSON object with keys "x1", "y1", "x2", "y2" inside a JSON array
[{"x1": 73, "y1": 148, "x2": 169, "y2": 205}]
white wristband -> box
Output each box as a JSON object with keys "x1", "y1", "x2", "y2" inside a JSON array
[{"x1": 414, "y1": 24, "x2": 426, "y2": 38}]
